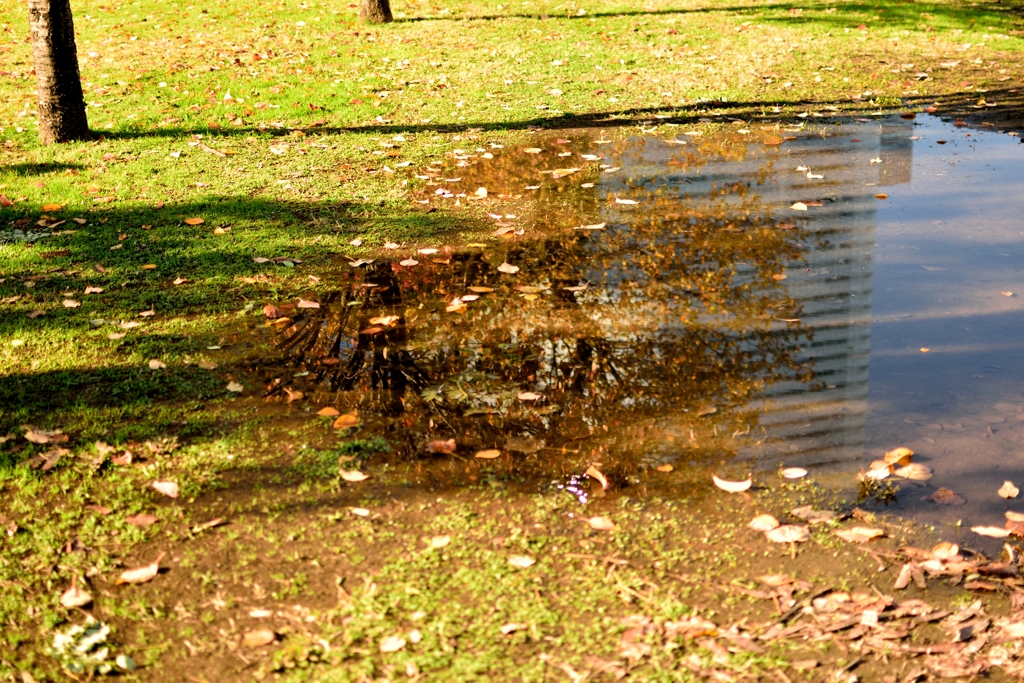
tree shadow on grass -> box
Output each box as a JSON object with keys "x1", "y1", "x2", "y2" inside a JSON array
[
  {"x1": 97, "y1": 88, "x2": 1024, "y2": 144},
  {"x1": 1, "y1": 162, "x2": 88, "y2": 177}
]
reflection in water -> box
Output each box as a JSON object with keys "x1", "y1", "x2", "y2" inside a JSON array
[{"x1": 247, "y1": 116, "x2": 1024, "y2": 530}]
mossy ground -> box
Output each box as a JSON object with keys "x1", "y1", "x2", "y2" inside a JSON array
[{"x1": 3, "y1": 0, "x2": 1024, "y2": 679}]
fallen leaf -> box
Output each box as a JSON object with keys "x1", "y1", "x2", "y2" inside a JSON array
[
  {"x1": 884, "y1": 447, "x2": 914, "y2": 466},
  {"x1": 350, "y1": 507, "x2": 370, "y2": 517},
  {"x1": 589, "y1": 516, "x2": 616, "y2": 531},
  {"x1": 586, "y1": 465, "x2": 609, "y2": 490},
  {"x1": 781, "y1": 467, "x2": 807, "y2": 479},
  {"x1": 772, "y1": 274, "x2": 787, "y2": 281},
  {"x1": 874, "y1": 193, "x2": 889, "y2": 200},
  {"x1": 712, "y1": 475, "x2": 752, "y2": 493},
  {"x1": 927, "y1": 488, "x2": 965, "y2": 505},
  {"x1": 60, "y1": 582, "x2": 93, "y2": 609},
  {"x1": 517, "y1": 391, "x2": 542, "y2": 401},
  {"x1": 62, "y1": 299, "x2": 81, "y2": 308},
  {"x1": 151, "y1": 481, "x2": 179, "y2": 498},
  {"x1": 895, "y1": 463, "x2": 933, "y2": 481},
  {"x1": 148, "y1": 359, "x2": 166, "y2": 370},
  {"x1": 920, "y1": 347, "x2": 930, "y2": 353},
  {"x1": 932, "y1": 542, "x2": 960, "y2": 560},
  {"x1": 575, "y1": 222, "x2": 606, "y2": 230},
  {"x1": 468, "y1": 286, "x2": 494, "y2": 293},
  {"x1": 749, "y1": 514, "x2": 780, "y2": 532},
  {"x1": 297, "y1": 299, "x2": 320, "y2": 309},
  {"x1": 656, "y1": 464, "x2": 674, "y2": 473},
  {"x1": 523, "y1": 148, "x2": 542, "y2": 154},
  {"x1": 475, "y1": 449, "x2": 501, "y2": 459},
  {"x1": 283, "y1": 388, "x2": 303, "y2": 403},
  {"x1": 1002, "y1": 291, "x2": 1013, "y2": 297},
  {"x1": 425, "y1": 439, "x2": 456, "y2": 454},
  {"x1": 333, "y1": 412, "x2": 360, "y2": 429},
  {"x1": 84, "y1": 286, "x2": 103, "y2": 295},
  {"x1": 764, "y1": 135, "x2": 783, "y2": 146},
  {"x1": 380, "y1": 635, "x2": 406, "y2": 653},
  {"x1": 614, "y1": 198, "x2": 638, "y2": 205},
  {"x1": 116, "y1": 553, "x2": 164, "y2": 585},
  {"x1": 790, "y1": 202, "x2": 808, "y2": 211},
  {"x1": 430, "y1": 535, "x2": 451, "y2": 549},
  {"x1": 263, "y1": 304, "x2": 282, "y2": 319},
  {"x1": 197, "y1": 360, "x2": 217, "y2": 370},
  {"x1": 497, "y1": 262, "x2": 519, "y2": 274},
  {"x1": 973, "y1": 526, "x2": 1011, "y2": 538},
  {"x1": 790, "y1": 506, "x2": 836, "y2": 524},
  {"x1": 340, "y1": 470, "x2": 369, "y2": 482},
  {"x1": 369, "y1": 315, "x2": 400, "y2": 326},
  {"x1": 226, "y1": 381, "x2": 244, "y2": 393},
  {"x1": 183, "y1": 217, "x2": 204, "y2": 225},
  {"x1": 42, "y1": 203, "x2": 64, "y2": 212},
  {"x1": 999, "y1": 481, "x2": 1020, "y2": 500},
  {"x1": 317, "y1": 407, "x2": 340, "y2": 417},
  {"x1": 400, "y1": 258, "x2": 419, "y2": 267},
  {"x1": 835, "y1": 527, "x2": 885, "y2": 543},
  {"x1": 125, "y1": 514, "x2": 159, "y2": 527},
  {"x1": 501, "y1": 623, "x2": 528, "y2": 635},
  {"x1": 765, "y1": 525, "x2": 810, "y2": 543},
  {"x1": 243, "y1": 629, "x2": 276, "y2": 648},
  {"x1": 508, "y1": 555, "x2": 536, "y2": 568},
  {"x1": 140, "y1": 264, "x2": 157, "y2": 270}
]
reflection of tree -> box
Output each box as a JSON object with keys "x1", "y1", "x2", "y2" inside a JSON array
[{"x1": 250, "y1": 138, "x2": 814, "y2": 473}]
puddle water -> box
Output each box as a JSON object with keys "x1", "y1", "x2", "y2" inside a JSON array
[{"x1": 245, "y1": 116, "x2": 1024, "y2": 531}]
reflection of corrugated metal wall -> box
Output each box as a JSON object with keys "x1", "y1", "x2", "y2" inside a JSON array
[{"x1": 738, "y1": 121, "x2": 914, "y2": 469}]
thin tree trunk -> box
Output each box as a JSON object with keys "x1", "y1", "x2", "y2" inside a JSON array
[
  {"x1": 27, "y1": 0, "x2": 90, "y2": 144},
  {"x1": 359, "y1": 0, "x2": 393, "y2": 24}
]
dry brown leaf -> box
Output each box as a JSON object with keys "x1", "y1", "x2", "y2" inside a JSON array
[
  {"x1": 475, "y1": 449, "x2": 501, "y2": 459},
  {"x1": 297, "y1": 299, "x2": 320, "y2": 309},
  {"x1": 125, "y1": 514, "x2": 159, "y2": 527},
  {"x1": 749, "y1": 514, "x2": 780, "y2": 532},
  {"x1": 197, "y1": 360, "x2": 217, "y2": 370},
  {"x1": 589, "y1": 516, "x2": 616, "y2": 531},
  {"x1": 586, "y1": 465, "x2": 609, "y2": 490},
  {"x1": 425, "y1": 439, "x2": 456, "y2": 454},
  {"x1": 834, "y1": 527, "x2": 884, "y2": 543},
  {"x1": 116, "y1": 553, "x2": 164, "y2": 585},
  {"x1": 333, "y1": 412, "x2": 360, "y2": 429},
  {"x1": 243, "y1": 629, "x2": 276, "y2": 648},
  {"x1": 60, "y1": 581, "x2": 93, "y2": 609},
  {"x1": 183, "y1": 217, "x2": 204, "y2": 225},
  {"x1": 656, "y1": 464, "x2": 674, "y2": 473},
  {"x1": 340, "y1": 469, "x2": 369, "y2": 482},
  {"x1": 927, "y1": 488, "x2": 966, "y2": 505},
  {"x1": 712, "y1": 475, "x2": 752, "y2": 493},
  {"x1": 884, "y1": 447, "x2": 914, "y2": 466},
  {"x1": 317, "y1": 407, "x2": 340, "y2": 417},
  {"x1": 765, "y1": 525, "x2": 810, "y2": 543},
  {"x1": 151, "y1": 481, "x2": 179, "y2": 498}
]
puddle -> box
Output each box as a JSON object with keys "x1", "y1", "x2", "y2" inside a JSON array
[{"x1": 244, "y1": 116, "x2": 1024, "y2": 532}]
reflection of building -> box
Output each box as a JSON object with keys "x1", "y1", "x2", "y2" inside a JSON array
[{"x1": 739, "y1": 121, "x2": 915, "y2": 469}]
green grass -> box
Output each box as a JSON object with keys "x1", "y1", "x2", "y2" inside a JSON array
[{"x1": 2, "y1": 0, "x2": 1024, "y2": 678}]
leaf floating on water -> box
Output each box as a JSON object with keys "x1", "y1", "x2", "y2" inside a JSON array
[
  {"x1": 749, "y1": 514, "x2": 780, "y2": 532},
  {"x1": 589, "y1": 516, "x2": 616, "y2": 531},
  {"x1": 1008, "y1": 511, "x2": 1024, "y2": 522},
  {"x1": 765, "y1": 525, "x2": 810, "y2": 543},
  {"x1": 656, "y1": 464, "x2": 674, "y2": 473},
  {"x1": 772, "y1": 274, "x2": 787, "y2": 281},
  {"x1": 999, "y1": 481, "x2": 1020, "y2": 500},
  {"x1": 333, "y1": 412, "x2": 360, "y2": 429},
  {"x1": 834, "y1": 527, "x2": 885, "y2": 543},
  {"x1": 425, "y1": 439, "x2": 456, "y2": 454},
  {"x1": 894, "y1": 463, "x2": 932, "y2": 481},
  {"x1": 614, "y1": 198, "x2": 638, "y2": 205},
  {"x1": 340, "y1": 470, "x2": 369, "y2": 482},
  {"x1": 763, "y1": 135, "x2": 784, "y2": 146},
  {"x1": 508, "y1": 555, "x2": 536, "y2": 568},
  {"x1": 243, "y1": 629, "x2": 277, "y2": 648},
  {"x1": 574, "y1": 222, "x2": 606, "y2": 231},
  {"x1": 116, "y1": 553, "x2": 164, "y2": 585},
  {"x1": 927, "y1": 488, "x2": 966, "y2": 505},
  {"x1": 152, "y1": 481, "x2": 179, "y2": 498},
  {"x1": 713, "y1": 475, "x2": 752, "y2": 493},
  {"x1": 973, "y1": 526, "x2": 1012, "y2": 538},
  {"x1": 317, "y1": 407, "x2": 340, "y2": 417},
  {"x1": 586, "y1": 465, "x2": 609, "y2": 490},
  {"x1": 790, "y1": 202, "x2": 808, "y2": 211},
  {"x1": 475, "y1": 449, "x2": 501, "y2": 459},
  {"x1": 874, "y1": 193, "x2": 889, "y2": 200},
  {"x1": 497, "y1": 262, "x2": 519, "y2": 274},
  {"x1": 781, "y1": 467, "x2": 807, "y2": 479},
  {"x1": 884, "y1": 447, "x2": 914, "y2": 466},
  {"x1": 791, "y1": 506, "x2": 836, "y2": 524}
]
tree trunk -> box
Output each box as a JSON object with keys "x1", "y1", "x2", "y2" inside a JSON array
[
  {"x1": 359, "y1": 0, "x2": 393, "y2": 24},
  {"x1": 27, "y1": 0, "x2": 90, "y2": 144}
]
